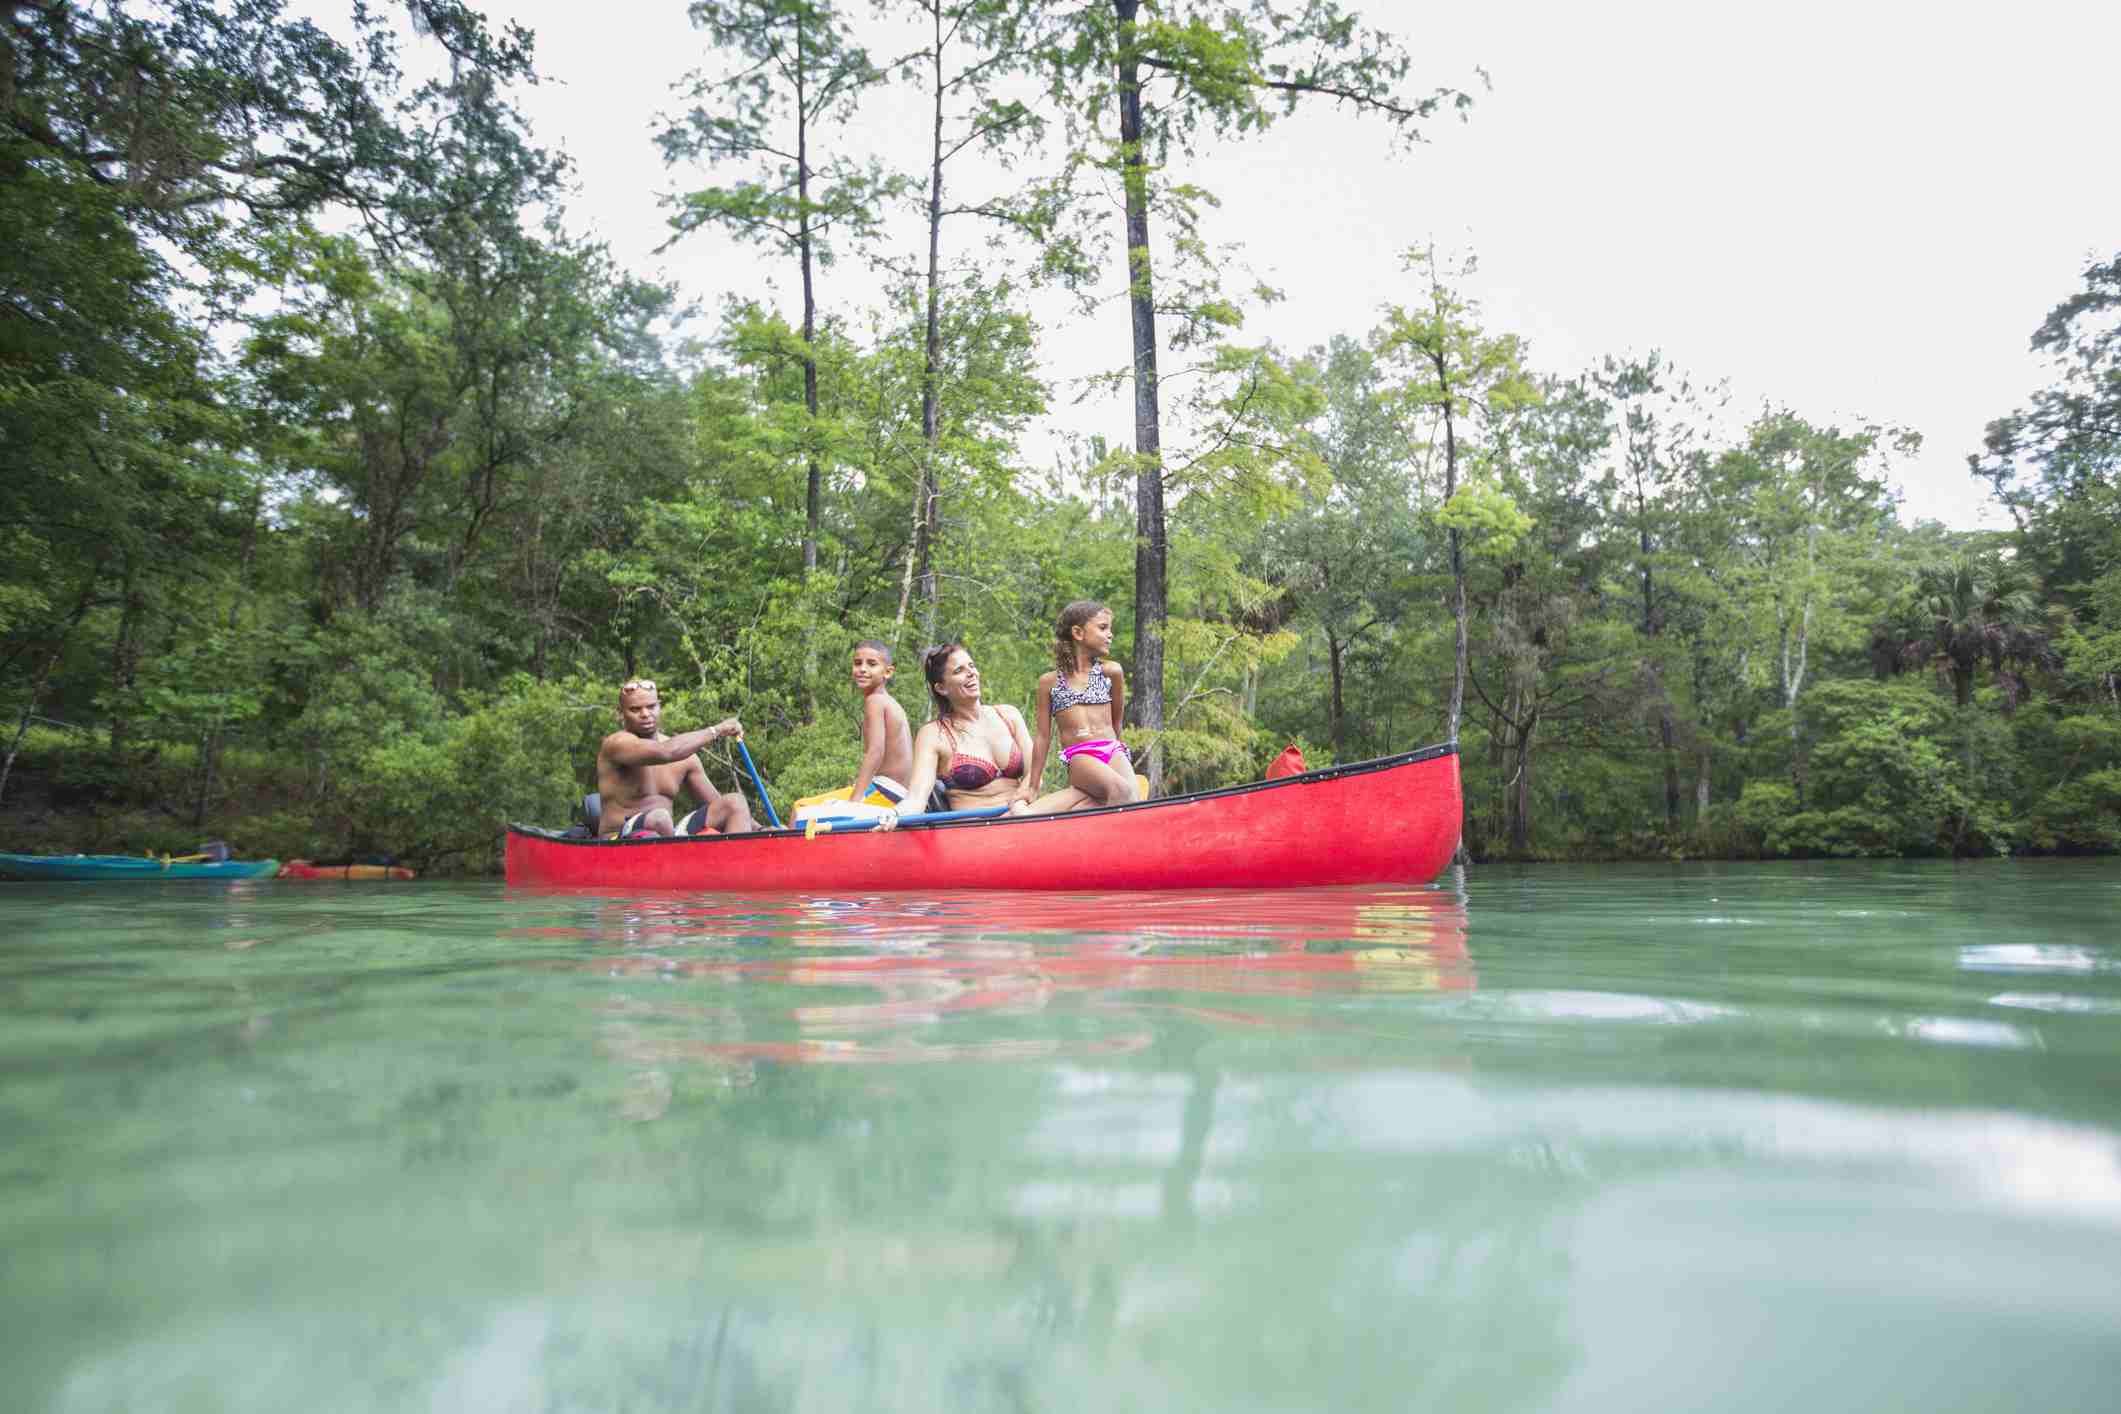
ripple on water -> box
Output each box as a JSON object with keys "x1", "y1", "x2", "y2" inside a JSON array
[
  {"x1": 1424, "y1": 989, "x2": 1739, "y2": 1025},
  {"x1": 1892, "y1": 1016, "x2": 2042, "y2": 1050},
  {"x1": 1959, "y1": 943, "x2": 2114, "y2": 973},
  {"x1": 1988, "y1": 992, "x2": 2121, "y2": 1015}
]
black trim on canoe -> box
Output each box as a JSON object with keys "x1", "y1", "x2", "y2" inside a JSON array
[{"x1": 508, "y1": 741, "x2": 1459, "y2": 848}]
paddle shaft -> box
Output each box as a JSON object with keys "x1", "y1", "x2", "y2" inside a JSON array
[
  {"x1": 734, "y1": 739, "x2": 783, "y2": 829},
  {"x1": 805, "y1": 804, "x2": 1008, "y2": 836}
]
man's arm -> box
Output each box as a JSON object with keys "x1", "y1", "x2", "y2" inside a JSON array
[
  {"x1": 678, "y1": 754, "x2": 719, "y2": 809},
  {"x1": 599, "y1": 718, "x2": 742, "y2": 768}
]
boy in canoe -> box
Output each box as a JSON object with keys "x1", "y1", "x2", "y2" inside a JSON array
[
  {"x1": 596, "y1": 678, "x2": 757, "y2": 836},
  {"x1": 793, "y1": 640, "x2": 915, "y2": 823}
]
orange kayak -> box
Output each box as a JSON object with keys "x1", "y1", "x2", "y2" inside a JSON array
[{"x1": 277, "y1": 860, "x2": 416, "y2": 881}]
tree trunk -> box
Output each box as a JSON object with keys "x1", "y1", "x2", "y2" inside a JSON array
[
  {"x1": 916, "y1": 3, "x2": 946, "y2": 633},
  {"x1": 893, "y1": 484, "x2": 926, "y2": 634},
  {"x1": 1326, "y1": 629, "x2": 1345, "y2": 758},
  {"x1": 1487, "y1": 695, "x2": 1510, "y2": 847},
  {"x1": 1780, "y1": 604, "x2": 1810, "y2": 802},
  {"x1": 1433, "y1": 346, "x2": 1467, "y2": 744},
  {"x1": 796, "y1": 16, "x2": 821, "y2": 579},
  {"x1": 194, "y1": 718, "x2": 220, "y2": 828},
  {"x1": 1115, "y1": 0, "x2": 1165, "y2": 795},
  {"x1": 6, "y1": 574, "x2": 103, "y2": 804},
  {"x1": 1639, "y1": 514, "x2": 1678, "y2": 828},
  {"x1": 109, "y1": 554, "x2": 145, "y2": 760},
  {"x1": 1, "y1": 641, "x2": 65, "y2": 807},
  {"x1": 195, "y1": 500, "x2": 261, "y2": 828},
  {"x1": 1659, "y1": 699, "x2": 1680, "y2": 829},
  {"x1": 1509, "y1": 718, "x2": 1534, "y2": 857},
  {"x1": 1695, "y1": 743, "x2": 1711, "y2": 819}
]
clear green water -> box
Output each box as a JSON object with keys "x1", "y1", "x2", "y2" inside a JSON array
[{"x1": 4, "y1": 862, "x2": 2120, "y2": 1413}]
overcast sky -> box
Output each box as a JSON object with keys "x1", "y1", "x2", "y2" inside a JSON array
[{"x1": 415, "y1": 1, "x2": 2116, "y2": 529}]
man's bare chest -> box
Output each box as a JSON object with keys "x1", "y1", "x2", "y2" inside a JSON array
[{"x1": 608, "y1": 752, "x2": 683, "y2": 798}]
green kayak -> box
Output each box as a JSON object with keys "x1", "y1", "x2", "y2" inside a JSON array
[{"x1": 0, "y1": 853, "x2": 280, "y2": 881}]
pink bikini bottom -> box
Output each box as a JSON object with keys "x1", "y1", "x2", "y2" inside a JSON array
[{"x1": 1061, "y1": 738, "x2": 1131, "y2": 768}]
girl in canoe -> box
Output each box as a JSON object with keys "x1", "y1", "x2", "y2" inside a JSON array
[
  {"x1": 873, "y1": 641, "x2": 1035, "y2": 831},
  {"x1": 1021, "y1": 600, "x2": 1140, "y2": 812}
]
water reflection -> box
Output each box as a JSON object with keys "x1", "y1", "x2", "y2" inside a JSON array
[{"x1": 543, "y1": 886, "x2": 1472, "y2": 1070}]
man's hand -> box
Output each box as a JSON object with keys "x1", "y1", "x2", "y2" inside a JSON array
[{"x1": 712, "y1": 718, "x2": 743, "y2": 743}]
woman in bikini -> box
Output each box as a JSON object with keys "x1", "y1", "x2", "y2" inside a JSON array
[
  {"x1": 1021, "y1": 600, "x2": 1140, "y2": 813},
  {"x1": 873, "y1": 641, "x2": 1034, "y2": 832}
]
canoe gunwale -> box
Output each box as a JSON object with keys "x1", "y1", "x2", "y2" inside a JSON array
[{"x1": 507, "y1": 740, "x2": 1459, "y2": 848}]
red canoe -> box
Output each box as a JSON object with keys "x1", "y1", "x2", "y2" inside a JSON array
[{"x1": 506, "y1": 743, "x2": 1461, "y2": 891}]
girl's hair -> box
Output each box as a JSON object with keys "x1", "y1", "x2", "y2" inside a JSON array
[
  {"x1": 1053, "y1": 600, "x2": 1108, "y2": 674},
  {"x1": 920, "y1": 641, "x2": 968, "y2": 718}
]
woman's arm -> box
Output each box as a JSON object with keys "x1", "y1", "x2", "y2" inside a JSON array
[
  {"x1": 1000, "y1": 704, "x2": 1034, "y2": 772},
  {"x1": 875, "y1": 722, "x2": 942, "y2": 832},
  {"x1": 1020, "y1": 673, "x2": 1056, "y2": 802}
]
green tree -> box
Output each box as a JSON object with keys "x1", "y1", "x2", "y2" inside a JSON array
[
  {"x1": 1974, "y1": 250, "x2": 2121, "y2": 715},
  {"x1": 658, "y1": 0, "x2": 891, "y2": 579},
  {"x1": 1692, "y1": 410, "x2": 1906, "y2": 797},
  {"x1": 1, "y1": 0, "x2": 535, "y2": 270},
  {"x1": 1591, "y1": 352, "x2": 1723, "y2": 830},
  {"x1": 1465, "y1": 375, "x2": 1629, "y2": 856},
  {"x1": 884, "y1": 0, "x2": 1048, "y2": 633},
  {"x1": 1906, "y1": 554, "x2": 2048, "y2": 710},
  {"x1": 1972, "y1": 251, "x2": 2121, "y2": 602},
  {"x1": 1373, "y1": 249, "x2": 1539, "y2": 745},
  {"x1": 1042, "y1": 2, "x2": 1472, "y2": 790},
  {"x1": 0, "y1": 0, "x2": 544, "y2": 785},
  {"x1": 1266, "y1": 337, "x2": 1423, "y2": 758}
]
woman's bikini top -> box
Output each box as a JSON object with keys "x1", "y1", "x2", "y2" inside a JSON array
[
  {"x1": 1050, "y1": 659, "x2": 1113, "y2": 714},
  {"x1": 939, "y1": 711, "x2": 1024, "y2": 791}
]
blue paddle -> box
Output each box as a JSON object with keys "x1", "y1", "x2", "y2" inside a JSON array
[
  {"x1": 803, "y1": 804, "x2": 1009, "y2": 838},
  {"x1": 733, "y1": 738, "x2": 783, "y2": 829}
]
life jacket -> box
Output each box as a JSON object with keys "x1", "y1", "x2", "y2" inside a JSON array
[{"x1": 1266, "y1": 744, "x2": 1307, "y2": 780}]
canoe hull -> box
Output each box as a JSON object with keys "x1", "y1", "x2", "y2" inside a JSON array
[
  {"x1": 507, "y1": 744, "x2": 1461, "y2": 892},
  {"x1": 0, "y1": 854, "x2": 280, "y2": 882}
]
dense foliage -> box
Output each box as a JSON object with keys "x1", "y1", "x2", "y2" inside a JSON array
[{"x1": 2, "y1": 2, "x2": 2114, "y2": 870}]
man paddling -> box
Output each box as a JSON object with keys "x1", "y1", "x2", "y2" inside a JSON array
[{"x1": 595, "y1": 678, "x2": 757, "y2": 836}]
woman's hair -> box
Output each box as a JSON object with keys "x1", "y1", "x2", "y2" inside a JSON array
[
  {"x1": 920, "y1": 641, "x2": 968, "y2": 718},
  {"x1": 1053, "y1": 600, "x2": 1107, "y2": 674}
]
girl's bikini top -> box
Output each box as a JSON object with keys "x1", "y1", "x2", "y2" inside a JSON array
[
  {"x1": 939, "y1": 711, "x2": 1024, "y2": 791},
  {"x1": 1050, "y1": 659, "x2": 1113, "y2": 714}
]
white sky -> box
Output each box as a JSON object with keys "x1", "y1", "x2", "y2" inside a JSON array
[{"x1": 412, "y1": 2, "x2": 2117, "y2": 529}]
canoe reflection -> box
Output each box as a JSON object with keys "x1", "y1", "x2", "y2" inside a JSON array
[{"x1": 570, "y1": 886, "x2": 1471, "y2": 1067}]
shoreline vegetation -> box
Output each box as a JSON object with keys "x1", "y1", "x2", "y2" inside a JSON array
[{"x1": 3, "y1": 6, "x2": 2116, "y2": 874}]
